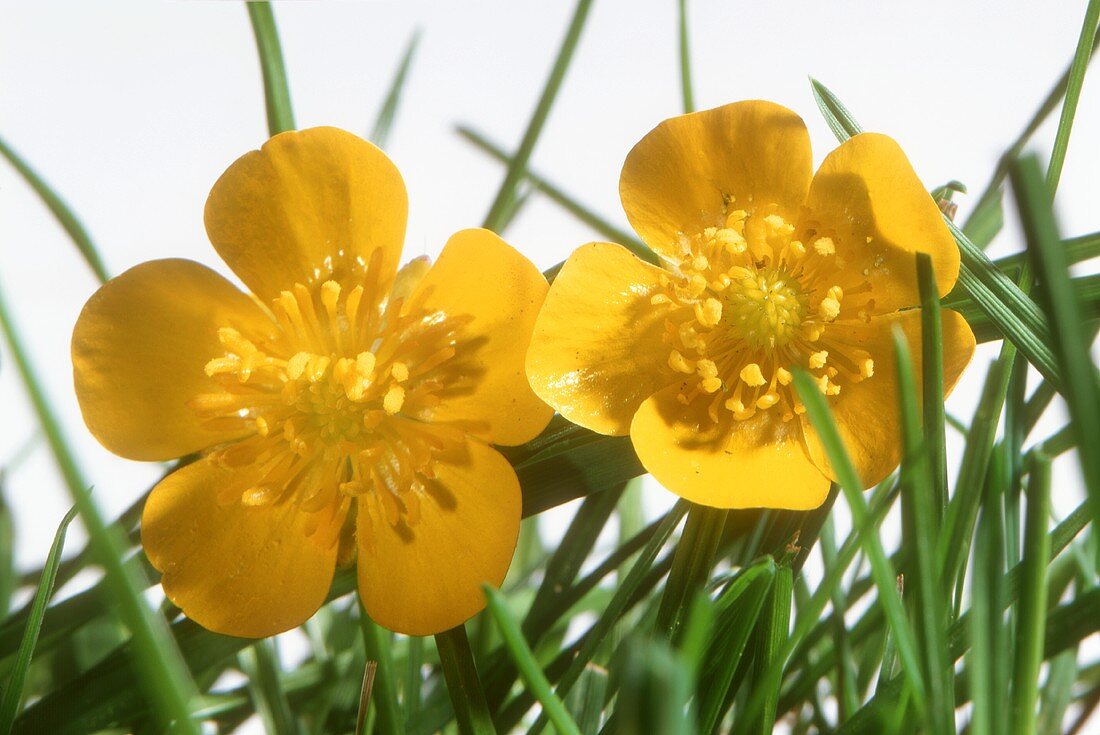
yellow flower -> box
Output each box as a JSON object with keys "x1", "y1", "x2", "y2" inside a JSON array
[
  {"x1": 526, "y1": 101, "x2": 975, "y2": 510},
  {"x1": 72, "y1": 127, "x2": 552, "y2": 637}
]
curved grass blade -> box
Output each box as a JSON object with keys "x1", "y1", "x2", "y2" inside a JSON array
[
  {"x1": 482, "y1": 0, "x2": 596, "y2": 231},
  {"x1": 370, "y1": 30, "x2": 421, "y2": 149},
  {"x1": 0, "y1": 136, "x2": 107, "y2": 283},
  {"x1": 1046, "y1": 0, "x2": 1100, "y2": 195},
  {"x1": 484, "y1": 587, "x2": 581, "y2": 735},
  {"x1": 0, "y1": 505, "x2": 78, "y2": 732},
  {"x1": 247, "y1": 1, "x2": 295, "y2": 136}
]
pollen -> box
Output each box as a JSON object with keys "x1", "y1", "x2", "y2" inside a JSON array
[{"x1": 740, "y1": 363, "x2": 766, "y2": 387}]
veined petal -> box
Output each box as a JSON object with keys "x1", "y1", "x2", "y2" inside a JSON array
[
  {"x1": 141, "y1": 457, "x2": 342, "y2": 638},
  {"x1": 205, "y1": 127, "x2": 407, "y2": 302},
  {"x1": 72, "y1": 259, "x2": 277, "y2": 461},
  {"x1": 526, "y1": 242, "x2": 677, "y2": 436},
  {"x1": 802, "y1": 133, "x2": 960, "y2": 313},
  {"x1": 620, "y1": 101, "x2": 813, "y2": 260},
  {"x1": 357, "y1": 429, "x2": 520, "y2": 636},
  {"x1": 630, "y1": 383, "x2": 831, "y2": 510},
  {"x1": 410, "y1": 228, "x2": 552, "y2": 446},
  {"x1": 800, "y1": 308, "x2": 976, "y2": 488}
]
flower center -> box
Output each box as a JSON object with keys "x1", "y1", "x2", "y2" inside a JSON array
[
  {"x1": 188, "y1": 255, "x2": 468, "y2": 542},
  {"x1": 652, "y1": 204, "x2": 879, "y2": 427},
  {"x1": 721, "y1": 266, "x2": 805, "y2": 348}
]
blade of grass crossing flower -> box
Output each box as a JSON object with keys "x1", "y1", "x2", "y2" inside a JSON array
[
  {"x1": 917, "y1": 254, "x2": 948, "y2": 520},
  {"x1": 484, "y1": 586, "x2": 581, "y2": 735},
  {"x1": 0, "y1": 136, "x2": 108, "y2": 283},
  {"x1": 0, "y1": 505, "x2": 77, "y2": 732},
  {"x1": 457, "y1": 126, "x2": 653, "y2": 263},
  {"x1": 677, "y1": 0, "x2": 695, "y2": 113},
  {"x1": 793, "y1": 369, "x2": 927, "y2": 714},
  {"x1": 247, "y1": 1, "x2": 295, "y2": 136},
  {"x1": 1010, "y1": 455, "x2": 1052, "y2": 735},
  {"x1": 655, "y1": 504, "x2": 727, "y2": 642},
  {"x1": 1046, "y1": 0, "x2": 1100, "y2": 195},
  {"x1": 238, "y1": 640, "x2": 301, "y2": 735},
  {"x1": 435, "y1": 624, "x2": 494, "y2": 735},
  {"x1": 1013, "y1": 153, "x2": 1100, "y2": 554},
  {"x1": 527, "y1": 501, "x2": 689, "y2": 735},
  {"x1": 893, "y1": 325, "x2": 954, "y2": 733},
  {"x1": 360, "y1": 611, "x2": 405, "y2": 735},
  {"x1": 566, "y1": 664, "x2": 609, "y2": 735},
  {"x1": 481, "y1": 0, "x2": 595, "y2": 231},
  {"x1": 0, "y1": 284, "x2": 199, "y2": 734},
  {"x1": 370, "y1": 30, "x2": 421, "y2": 149}
]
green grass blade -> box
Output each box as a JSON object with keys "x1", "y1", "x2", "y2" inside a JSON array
[
  {"x1": 0, "y1": 505, "x2": 78, "y2": 732},
  {"x1": 990, "y1": 230, "x2": 1100, "y2": 278},
  {"x1": 435, "y1": 624, "x2": 494, "y2": 735},
  {"x1": 0, "y1": 283, "x2": 199, "y2": 734},
  {"x1": 809, "y1": 77, "x2": 862, "y2": 140},
  {"x1": 565, "y1": 664, "x2": 608, "y2": 735},
  {"x1": 677, "y1": 0, "x2": 695, "y2": 113},
  {"x1": 892, "y1": 324, "x2": 954, "y2": 733},
  {"x1": 1037, "y1": 650, "x2": 1078, "y2": 735},
  {"x1": 0, "y1": 482, "x2": 13, "y2": 619},
  {"x1": 917, "y1": 254, "x2": 948, "y2": 520},
  {"x1": 1013, "y1": 153, "x2": 1100, "y2": 548},
  {"x1": 0, "y1": 136, "x2": 108, "y2": 283},
  {"x1": 1011, "y1": 455, "x2": 1052, "y2": 735},
  {"x1": 655, "y1": 504, "x2": 727, "y2": 642},
  {"x1": 793, "y1": 370, "x2": 927, "y2": 715},
  {"x1": 247, "y1": 1, "x2": 295, "y2": 136},
  {"x1": 746, "y1": 566, "x2": 793, "y2": 735},
  {"x1": 403, "y1": 636, "x2": 424, "y2": 722},
  {"x1": 1046, "y1": 0, "x2": 1100, "y2": 195},
  {"x1": 238, "y1": 640, "x2": 301, "y2": 735},
  {"x1": 361, "y1": 612, "x2": 404, "y2": 735},
  {"x1": 481, "y1": 0, "x2": 595, "y2": 231},
  {"x1": 484, "y1": 587, "x2": 581, "y2": 735},
  {"x1": 456, "y1": 127, "x2": 653, "y2": 264},
  {"x1": 819, "y1": 515, "x2": 860, "y2": 719},
  {"x1": 370, "y1": 30, "x2": 421, "y2": 148}
]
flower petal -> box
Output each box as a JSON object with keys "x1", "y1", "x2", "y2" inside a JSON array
[
  {"x1": 526, "y1": 242, "x2": 677, "y2": 436},
  {"x1": 802, "y1": 133, "x2": 960, "y2": 313},
  {"x1": 141, "y1": 457, "x2": 341, "y2": 638},
  {"x1": 205, "y1": 127, "x2": 407, "y2": 302},
  {"x1": 357, "y1": 429, "x2": 520, "y2": 636},
  {"x1": 619, "y1": 101, "x2": 813, "y2": 259},
  {"x1": 409, "y1": 228, "x2": 553, "y2": 446},
  {"x1": 800, "y1": 308, "x2": 976, "y2": 488},
  {"x1": 630, "y1": 383, "x2": 831, "y2": 509},
  {"x1": 72, "y1": 259, "x2": 277, "y2": 461}
]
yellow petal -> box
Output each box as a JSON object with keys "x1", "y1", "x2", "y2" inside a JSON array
[
  {"x1": 205, "y1": 127, "x2": 407, "y2": 301},
  {"x1": 802, "y1": 133, "x2": 960, "y2": 313},
  {"x1": 629, "y1": 383, "x2": 831, "y2": 510},
  {"x1": 72, "y1": 259, "x2": 277, "y2": 461},
  {"x1": 526, "y1": 242, "x2": 678, "y2": 436},
  {"x1": 409, "y1": 228, "x2": 553, "y2": 446},
  {"x1": 619, "y1": 101, "x2": 812, "y2": 259},
  {"x1": 141, "y1": 457, "x2": 342, "y2": 638},
  {"x1": 357, "y1": 429, "x2": 520, "y2": 635},
  {"x1": 800, "y1": 308, "x2": 976, "y2": 488}
]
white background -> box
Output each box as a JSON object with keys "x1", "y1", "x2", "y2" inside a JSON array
[{"x1": 0, "y1": 0, "x2": 1096, "y2": 726}]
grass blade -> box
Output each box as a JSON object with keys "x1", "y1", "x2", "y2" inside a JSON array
[
  {"x1": 0, "y1": 136, "x2": 108, "y2": 283},
  {"x1": 1010, "y1": 455, "x2": 1052, "y2": 735},
  {"x1": 677, "y1": 0, "x2": 695, "y2": 113},
  {"x1": 481, "y1": 0, "x2": 596, "y2": 230},
  {"x1": 0, "y1": 505, "x2": 78, "y2": 731},
  {"x1": 238, "y1": 640, "x2": 300, "y2": 735},
  {"x1": 435, "y1": 624, "x2": 494, "y2": 735},
  {"x1": 247, "y1": 1, "x2": 295, "y2": 136},
  {"x1": 655, "y1": 504, "x2": 727, "y2": 642},
  {"x1": 360, "y1": 612, "x2": 404, "y2": 735},
  {"x1": 810, "y1": 77, "x2": 862, "y2": 140},
  {"x1": 370, "y1": 30, "x2": 421, "y2": 149},
  {"x1": 917, "y1": 254, "x2": 948, "y2": 520},
  {"x1": 484, "y1": 587, "x2": 581, "y2": 735},
  {"x1": 1046, "y1": 0, "x2": 1100, "y2": 195},
  {"x1": 747, "y1": 566, "x2": 793, "y2": 735},
  {"x1": 793, "y1": 369, "x2": 927, "y2": 715},
  {"x1": 0, "y1": 282, "x2": 199, "y2": 734},
  {"x1": 565, "y1": 664, "x2": 608, "y2": 735}
]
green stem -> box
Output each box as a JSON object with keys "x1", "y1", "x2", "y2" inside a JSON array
[
  {"x1": 247, "y1": 1, "x2": 295, "y2": 136},
  {"x1": 435, "y1": 624, "x2": 495, "y2": 735},
  {"x1": 677, "y1": 0, "x2": 695, "y2": 113}
]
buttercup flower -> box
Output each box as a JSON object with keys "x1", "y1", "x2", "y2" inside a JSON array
[
  {"x1": 526, "y1": 101, "x2": 975, "y2": 510},
  {"x1": 72, "y1": 127, "x2": 552, "y2": 637}
]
